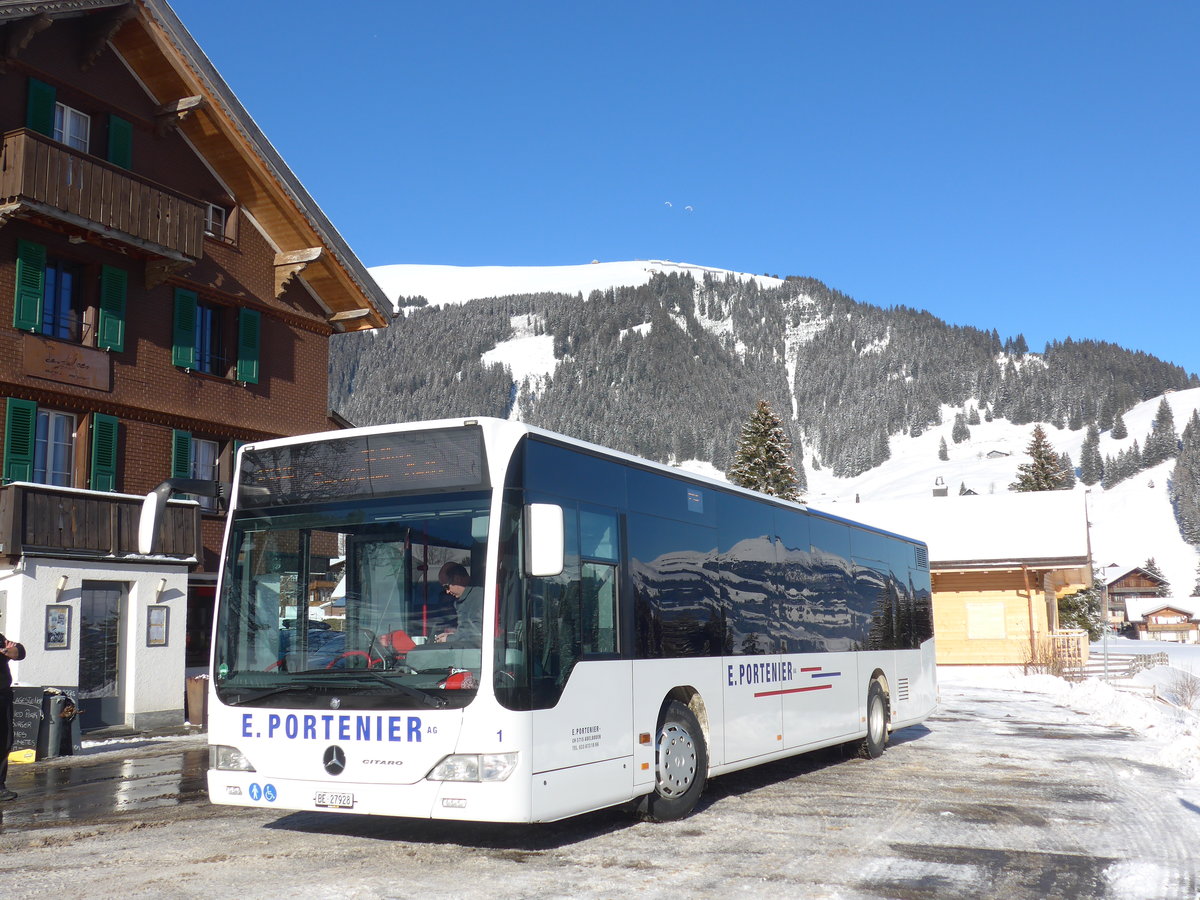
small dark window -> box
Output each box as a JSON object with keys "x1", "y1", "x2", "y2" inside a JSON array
[
  {"x1": 194, "y1": 301, "x2": 226, "y2": 375},
  {"x1": 42, "y1": 257, "x2": 83, "y2": 342}
]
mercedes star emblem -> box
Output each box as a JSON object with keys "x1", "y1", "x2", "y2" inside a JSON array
[{"x1": 323, "y1": 745, "x2": 346, "y2": 776}]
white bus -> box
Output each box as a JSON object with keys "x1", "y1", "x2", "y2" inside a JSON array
[{"x1": 170, "y1": 417, "x2": 936, "y2": 823}]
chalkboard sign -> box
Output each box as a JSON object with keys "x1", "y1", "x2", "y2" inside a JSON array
[{"x1": 11, "y1": 687, "x2": 44, "y2": 753}]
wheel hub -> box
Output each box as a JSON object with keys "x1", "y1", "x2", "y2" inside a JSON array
[{"x1": 656, "y1": 722, "x2": 697, "y2": 796}]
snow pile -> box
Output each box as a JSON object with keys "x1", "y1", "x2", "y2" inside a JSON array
[{"x1": 940, "y1": 663, "x2": 1200, "y2": 781}]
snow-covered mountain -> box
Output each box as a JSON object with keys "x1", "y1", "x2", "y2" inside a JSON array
[
  {"x1": 356, "y1": 261, "x2": 1200, "y2": 593},
  {"x1": 370, "y1": 259, "x2": 782, "y2": 311},
  {"x1": 799, "y1": 389, "x2": 1200, "y2": 598}
]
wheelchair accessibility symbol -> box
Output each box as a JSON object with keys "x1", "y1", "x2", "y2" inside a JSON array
[{"x1": 264, "y1": 784, "x2": 278, "y2": 802}]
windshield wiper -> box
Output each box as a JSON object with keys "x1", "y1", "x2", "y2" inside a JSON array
[
  {"x1": 335, "y1": 670, "x2": 449, "y2": 709},
  {"x1": 223, "y1": 682, "x2": 316, "y2": 706}
]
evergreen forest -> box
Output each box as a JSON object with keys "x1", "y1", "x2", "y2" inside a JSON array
[{"x1": 329, "y1": 272, "x2": 1198, "y2": 478}]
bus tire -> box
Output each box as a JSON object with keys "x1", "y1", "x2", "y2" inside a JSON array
[
  {"x1": 638, "y1": 700, "x2": 707, "y2": 822},
  {"x1": 857, "y1": 680, "x2": 889, "y2": 759}
]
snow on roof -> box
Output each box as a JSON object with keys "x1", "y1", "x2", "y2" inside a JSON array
[
  {"x1": 1124, "y1": 597, "x2": 1200, "y2": 622},
  {"x1": 845, "y1": 490, "x2": 1090, "y2": 567}
]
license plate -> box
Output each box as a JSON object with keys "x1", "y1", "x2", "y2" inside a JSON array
[{"x1": 314, "y1": 791, "x2": 354, "y2": 809}]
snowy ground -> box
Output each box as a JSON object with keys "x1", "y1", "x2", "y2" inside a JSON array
[{"x1": 4, "y1": 648, "x2": 1200, "y2": 899}]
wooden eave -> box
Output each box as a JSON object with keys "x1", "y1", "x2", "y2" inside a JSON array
[
  {"x1": 102, "y1": 1, "x2": 389, "y2": 331},
  {"x1": 932, "y1": 556, "x2": 1092, "y2": 574}
]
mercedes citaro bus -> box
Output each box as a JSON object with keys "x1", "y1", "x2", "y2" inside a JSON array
[{"x1": 143, "y1": 418, "x2": 936, "y2": 822}]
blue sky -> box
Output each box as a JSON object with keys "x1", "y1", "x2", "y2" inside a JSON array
[{"x1": 171, "y1": 1, "x2": 1198, "y2": 374}]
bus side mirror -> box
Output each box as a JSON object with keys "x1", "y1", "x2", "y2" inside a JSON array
[
  {"x1": 525, "y1": 503, "x2": 564, "y2": 577},
  {"x1": 138, "y1": 482, "x2": 174, "y2": 555}
]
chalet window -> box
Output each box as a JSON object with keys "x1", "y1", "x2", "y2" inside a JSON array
[
  {"x1": 4, "y1": 403, "x2": 118, "y2": 491},
  {"x1": 54, "y1": 102, "x2": 90, "y2": 153},
  {"x1": 42, "y1": 256, "x2": 84, "y2": 342},
  {"x1": 13, "y1": 241, "x2": 127, "y2": 349},
  {"x1": 205, "y1": 203, "x2": 227, "y2": 239},
  {"x1": 36, "y1": 409, "x2": 77, "y2": 487},
  {"x1": 172, "y1": 288, "x2": 261, "y2": 383},
  {"x1": 194, "y1": 301, "x2": 225, "y2": 376},
  {"x1": 171, "y1": 430, "x2": 223, "y2": 511}
]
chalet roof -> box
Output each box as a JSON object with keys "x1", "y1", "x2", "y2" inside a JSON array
[
  {"x1": 1106, "y1": 565, "x2": 1169, "y2": 587},
  {"x1": 0, "y1": 0, "x2": 391, "y2": 331},
  {"x1": 1125, "y1": 597, "x2": 1200, "y2": 622},
  {"x1": 839, "y1": 490, "x2": 1091, "y2": 571}
]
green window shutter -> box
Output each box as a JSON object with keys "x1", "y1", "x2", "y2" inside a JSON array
[
  {"x1": 97, "y1": 265, "x2": 128, "y2": 351},
  {"x1": 26, "y1": 77, "x2": 56, "y2": 136},
  {"x1": 236, "y1": 308, "x2": 261, "y2": 384},
  {"x1": 107, "y1": 114, "x2": 133, "y2": 169},
  {"x1": 90, "y1": 414, "x2": 119, "y2": 492},
  {"x1": 171, "y1": 429, "x2": 192, "y2": 479},
  {"x1": 4, "y1": 398, "x2": 38, "y2": 484},
  {"x1": 172, "y1": 288, "x2": 197, "y2": 368},
  {"x1": 14, "y1": 239, "x2": 46, "y2": 332}
]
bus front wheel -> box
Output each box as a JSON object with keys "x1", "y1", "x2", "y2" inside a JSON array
[
  {"x1": 856, "y1": 680, "x2": 889, "y2": 759},
  {"x1": 638, "y1": 700, "x2": 707, "y2": 822}
]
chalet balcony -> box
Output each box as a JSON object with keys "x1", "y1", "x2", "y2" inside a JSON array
[
  {"x1": 0, "y1": 482, "x2": 200, "y2": 564},
  {"x1": 0, "y1": 128, "x2": 206, "y2": 264}
]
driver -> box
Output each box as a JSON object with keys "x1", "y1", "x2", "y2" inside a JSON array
[{"x1": 433, "y1": 562, "x2": 482, "y2": 646}]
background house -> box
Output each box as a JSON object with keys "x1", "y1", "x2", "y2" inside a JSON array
[
  {"x1": 847, "y1": 491, "x2": 1093, "y2": 666},
  {"x1": 1103, "y1": 565, "x2": 1169, "y2": 626},
  {"x1": 1124, "y1": 598, "x2": 1199, "y2": 644},
  {"x1": 0, "y1": 0, "x2": 389, "y2": 728}
]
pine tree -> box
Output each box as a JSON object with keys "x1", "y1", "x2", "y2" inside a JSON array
[
  {"x1": 1057, "y1": 573, "x2": 1104, "y2": 641},
  {"x1": 1142, "y1": 397, "x2": 1179, "y2": 467},
  {"x1": 1010, "y1": 425, "x2": 1069, "y2": 492},
  {"x1": 1192, "y1": 561, "x2": 1200, "y2": 598},
  {"x1": 1143, "y1": 557, "x2": 1171, "y2": 597},
  {"x1": 727, "y1": 400, "x2": 801, "y2": 500},
  {"x1": 967, "y1": 405, "x2": 981, "y2": 426},
  {"x1": 952, "y1": 414, "x2": 970, "y2": 444},
  {"x1": 1058, "y1": 452, "x2": 1076, "y2": 488},
  {"x1": 1111, "y1": 413, "x2": 1128, "y2": 440},
  {"x1": 1080, "y1": 424, "x2": 1103, "y2": 486},
  {"x1": 1172, "y1": 410, "x2": 1200, "y2": 544},
  {"x1": 938, "y1": 436, "x2": 949, "y2": 461}
]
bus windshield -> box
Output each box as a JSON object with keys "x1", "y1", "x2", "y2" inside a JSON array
[{"x1": 213, "y1": 490, "x2": 491, "y2": 711}]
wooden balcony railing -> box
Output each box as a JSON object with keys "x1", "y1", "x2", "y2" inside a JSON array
[
  {"x1": 1049, "y1": 628, "x2": 1090, "y2": 664},
  {"x1": 0, "y1": 483, "x2": 200, "y2": 564},
  {"x1": 0, "y1": 128, "x2": 206, "y2": 262}
]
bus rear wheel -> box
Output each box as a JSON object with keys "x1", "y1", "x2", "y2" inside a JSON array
[
  {"x1": 856, "y1": 680, "x2": 889, "y2": 759},
  {"x1": 638, "y1": 700, "x2": 707, "y2": 822}
]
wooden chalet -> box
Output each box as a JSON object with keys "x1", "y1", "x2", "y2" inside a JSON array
[
  {"x1": 0, "y1": 0, "x2": 390, "y2": 729},
  {"x1": 1104, "y1": 565, "x2": 1170, "y2": 625},
  {"x1": 1124, "y1": 598, "x2": 1199, "y2": 644}
]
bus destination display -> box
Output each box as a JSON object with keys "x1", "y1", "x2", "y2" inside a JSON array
[{"x1": 237, "y1": 427, "x2": 487, "y2": 507}]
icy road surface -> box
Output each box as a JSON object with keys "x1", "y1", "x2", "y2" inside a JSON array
[{"x1": 1, "y1": 679, "x2": 1198, "y2": 900}]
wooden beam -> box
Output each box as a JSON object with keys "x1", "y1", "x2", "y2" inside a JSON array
[
  {"x1": 0, "y1": 13, "x2": 53, "y2": 71},
  {"x1": 82, "y1": 3, "x2": 136, "y2": 71},
  {"x1": 275, "y1": 247, "x2": 323, "y2": 297},
  {"x1": 155, "y1": 95, "x2": 206, "y2": 137}
]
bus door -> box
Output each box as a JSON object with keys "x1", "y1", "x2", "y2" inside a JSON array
[{"x1": 525, "y1": 503, "x2": 634, "y2": 819}]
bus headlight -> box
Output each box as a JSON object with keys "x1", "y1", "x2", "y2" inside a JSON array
[
  {"x1": 428, "y1": 752, "x2": 518, "y2": 783},
  {"x1": 210, "y1": 745, "x2": 256, "y2": 772}
]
